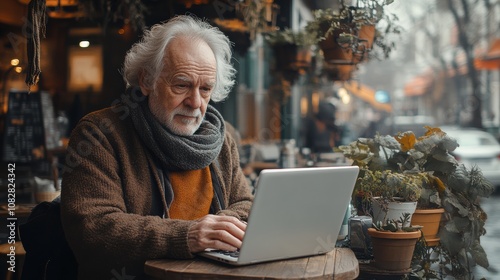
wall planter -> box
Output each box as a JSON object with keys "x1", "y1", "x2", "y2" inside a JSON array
[
  {"x1": 411, "y1": 208, "x2": 445, "y2": 246},
  {"x1": 367, "y1": 228, "x2": 421, "y2": 271}
]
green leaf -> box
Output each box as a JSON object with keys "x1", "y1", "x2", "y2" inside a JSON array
[
  {"x1": 419, "y1": 188, "x2": 441, "y2": 208},
  {"x1": 424, "y1": 157, "x2": 456, "y2": 175},
  {"x1": 451, "y1": 216, "x2": 471, "y2": 231},
  {"x1": 443, "y1": 219, "x2": 459, "y2": 233},
  {"x1": 443, "y1": 191, "x2": 469, "y2": 217},
  {"x1": 414, "y1": 134, "x2": 441, "y2": 154},
  {"x1": 468, "y1": 166, "x2": 494, "y2": 198},
  {"x1": 447, "y1": 165, "x2": 471, "y2": 193},
  {"x1": 439, "y1": 230, "x2": 462, "y2": 255},
  {"x1": 432, "y1": 150, "x2": 458, "y2": 165},
  {"x1": 457, "y1": 248, "x2": 469, "y2": 269},
  {"x1": 440, "y1": 135, "x2": 460, "y2": 152},
  {"x1": 408, "y1": 149, "x2": 425, "y2": 160},
  {"x1": 471, "y1": 241, "x2": 489, "y2": 268},
  {"x1": 428, "y1": 192, "x2": 441, "y2": 207},
  {"x1": 376, "y1": 134, "x2": 401, "y2": 150}
]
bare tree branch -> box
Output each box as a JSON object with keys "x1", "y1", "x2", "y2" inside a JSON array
[{"x1": 447, "y1": 0, "x2": 483, "y2": 128}]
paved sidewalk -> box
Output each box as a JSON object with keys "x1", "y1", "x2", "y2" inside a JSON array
[{"x1": 474, "y1": 194, "x2": 500, "y2": 279}]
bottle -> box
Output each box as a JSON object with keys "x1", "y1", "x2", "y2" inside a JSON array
[
  {"x1": 300, "y1": 147, "x2": 315, "y2": 167},
  {"x1": 337, "y1": 202, "x2": 351, "y2": 240},
  {"x1": 280, "y1": 139, "x2": 296, "y2": 168}
]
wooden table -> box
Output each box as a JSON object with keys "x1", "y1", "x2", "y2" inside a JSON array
[
  {"x1": 145, "y1": 248, "x2": 359, "y2": 280},
  {"x1": 0, "y1": 204, "x2": 35, "y2": 218}
]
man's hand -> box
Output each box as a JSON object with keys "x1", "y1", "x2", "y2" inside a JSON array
[{"x1": 187, "y1": 214, "x2": 247, "y2": 253}]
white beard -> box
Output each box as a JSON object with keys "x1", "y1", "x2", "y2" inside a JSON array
[{"x1": 149, "y1": 102, "x2": 203, "y2": 136}]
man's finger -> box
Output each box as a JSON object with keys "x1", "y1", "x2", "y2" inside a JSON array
[{"x1": 208, "y1": 229, "x2": 244, "y2": 249}]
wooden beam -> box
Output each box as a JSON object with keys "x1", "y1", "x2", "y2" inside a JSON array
[{"x1": 0, "y1": 0, "x2": 27, "y2": 26}]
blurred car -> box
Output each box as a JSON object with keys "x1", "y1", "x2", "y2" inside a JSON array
[{"x1": 445, "y1": 128, "x2": 500, "y2": 190}]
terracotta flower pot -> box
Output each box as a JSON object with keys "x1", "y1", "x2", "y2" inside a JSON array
[
  {"x1": 358, "y1": 24, "x2": 376, "y2": 50},
  {"x1": 352, "y1": 24, "x2": 376, "y2": 63},
  {"x1": 318, "y1": 29, "x2": 354, "y2": 65},
  {"x1": 367, "y1": 228, "x2": 421, "y2": 271},
  {"x1": 411, "y1": 208, "x2": 445, "y2": 246}
]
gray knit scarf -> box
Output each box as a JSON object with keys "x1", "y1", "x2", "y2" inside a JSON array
[{"x1": 130, "y1": 94, "x2": 225, "y2": 172}]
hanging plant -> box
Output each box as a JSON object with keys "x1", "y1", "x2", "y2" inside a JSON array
[
  {"x1": 305, "y1": 8, "x2": 356, "y2": 65},
  {"x1": 264, "y1": 29, "x2": 316, "y2": 73},
  {"x1": 77, "y1": 0, "x2": 149, "y2": 31},
  {"x1": 234, "y1": 0, "x2": 279, "y2": 41},
  {"x1": 305, "y1": 0, "x2": 402, "y2": 65}
]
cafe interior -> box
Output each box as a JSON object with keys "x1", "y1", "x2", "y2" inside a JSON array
[{"x1": 0, "y1": 0, "x2": 399, "y2": 278}]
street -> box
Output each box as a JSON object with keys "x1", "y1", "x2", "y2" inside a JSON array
[{"x1": 474, "y1": 192, "x2": 500, "y2": 279}]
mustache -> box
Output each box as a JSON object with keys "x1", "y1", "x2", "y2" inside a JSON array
[{"x1": 174, "y1": 108, "x2": 202, "y2": 117}]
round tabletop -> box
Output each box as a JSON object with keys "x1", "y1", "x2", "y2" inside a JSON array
[{"x1": 144, "y1": 248, "x2": 359, "y2": 280}]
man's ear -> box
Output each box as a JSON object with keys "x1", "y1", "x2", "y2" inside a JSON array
[{"x1": 138, "y1": 70, "x2": 152, "y2": 96}]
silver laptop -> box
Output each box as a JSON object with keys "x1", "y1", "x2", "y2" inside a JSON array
[{"x1": 198, "y1": 165, "x2": 359, "y2": 266}]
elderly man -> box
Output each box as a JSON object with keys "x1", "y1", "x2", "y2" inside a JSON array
[{"x1": 60, "y1": 15, "x2": 253, "y2": 279}]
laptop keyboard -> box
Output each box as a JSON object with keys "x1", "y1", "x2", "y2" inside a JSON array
[{"x1": 211, "y1": 249, "x2": 240, "y2": 258}]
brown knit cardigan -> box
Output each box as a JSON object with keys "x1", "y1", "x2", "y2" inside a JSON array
[{"x1": 60, "y1": 104, "x2": 253, "y2": 280}]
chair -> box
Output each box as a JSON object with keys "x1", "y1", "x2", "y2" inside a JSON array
[{"x1": 0, "y1": 241, "x2": 25, "y2": 280}]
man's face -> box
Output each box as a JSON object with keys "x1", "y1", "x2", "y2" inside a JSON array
[{"x1": 141, "y1": 36, "x2": 217, "y2": 136}]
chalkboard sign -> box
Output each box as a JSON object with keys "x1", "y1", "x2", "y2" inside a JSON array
[
  {"x1": 40, "y1": 91, "x2": 60, "y2": 150},
  {"x1": 2, "y1": 90, "x2": 60, "y2": 163}
]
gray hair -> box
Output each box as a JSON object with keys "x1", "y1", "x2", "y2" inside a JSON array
[{"x1": 122, "y1": 15, "x2": 236, "y2": 102}]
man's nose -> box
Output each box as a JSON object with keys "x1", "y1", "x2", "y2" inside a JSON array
[{"x1": 184, "y1": 88, "x2": 202, "y2": 108}]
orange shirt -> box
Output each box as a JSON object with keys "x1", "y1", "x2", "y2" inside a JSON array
[{"x1": 168, "y1": 167, "x2": 213, "y2": 220}]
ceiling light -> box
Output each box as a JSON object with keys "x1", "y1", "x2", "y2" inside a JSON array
[{"x1": 79, "y1": 41, "x2": 90, "y2": 48}]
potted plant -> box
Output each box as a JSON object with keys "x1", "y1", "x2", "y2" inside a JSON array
[
  {"x1": 305, "y1": 7, "x2": 356, "y2": 64},
  {"x1": 338, "y1": 132, "x2": 429, "y2": 225},
  {"x1": 352, "y1": 168, "x2": 423, "y2": 226},
  {"x1": 368, "y1": 213, "x2": 422, "y2": 271},
  {"x1": 304, "y1": 0, "x2": 402, "y2": 65},
  {"x1": 349, "y1": 0, "x2": 402, "y2": 61},
  {"x1": 410, "y1": 168, "x2": 445, "y2": 246},
  {"x1": 264, "y1": 28, "x2": 316, "y2": 74},
  {"x1": 338, "y1": 126, "x2": 494, "y2": 278}
]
